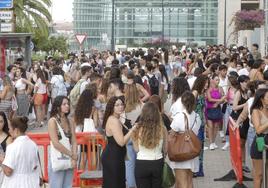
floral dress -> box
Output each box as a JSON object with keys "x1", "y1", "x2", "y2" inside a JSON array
[{"x1": 195, "y1": 95, "x2": 205, "y2": 176}]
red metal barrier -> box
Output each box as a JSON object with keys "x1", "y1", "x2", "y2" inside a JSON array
[
  {"x1": 228, "y1": 117, "x2": 243, "y2": 184},
  {"x1": 27, "y1": 132, "x2": 106, "y2": 187}
]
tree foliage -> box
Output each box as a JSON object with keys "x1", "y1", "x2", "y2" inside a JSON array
[
  {"x1": 33, "y1": 35, "x2": 68, "y2": 54},
  {"x1": 14, "y1": 0, "x2": 52, "y2": 37}
]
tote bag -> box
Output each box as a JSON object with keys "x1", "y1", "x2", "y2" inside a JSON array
[
  {"x1": 168, "y1": 113, "x2": 201, "y2": 162},
  {"x1": 50, "y1": 118, "x2": 72, "y2": 172}
]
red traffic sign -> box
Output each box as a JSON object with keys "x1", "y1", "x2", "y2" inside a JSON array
[{"x1": 75, "y1": 34, "x2": 87, "y2": 45}]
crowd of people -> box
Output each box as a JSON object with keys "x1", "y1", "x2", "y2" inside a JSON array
[{"x1": 0, "y1": 43, "x2": 267, "y2": 188}]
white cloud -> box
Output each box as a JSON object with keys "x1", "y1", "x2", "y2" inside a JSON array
[{"x1": 52, "y1": 0, "x2": 73, "y2": 22}]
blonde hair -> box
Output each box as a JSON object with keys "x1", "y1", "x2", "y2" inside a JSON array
[
  {"x1": 124, "y1": 83, "x2": 141, "y2": 113},
  {"x1": 133, "y1": 102, "x2": 163, "y2": 149}
]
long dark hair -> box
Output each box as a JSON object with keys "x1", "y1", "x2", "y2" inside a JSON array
[
  {"x1": 74, "y1": 90, "x2": 94, "y2": 125},
  {"x1": 102, "y1": 96, "x2": 125, "y2": 129},
  {"x1": 172, "y1": 77, "x2": 190, "y2": 102},
  {"x1": 0, "y1": 112, "x2": 9, "y2": 135},
  {"x1": 192, "y1": 75, "x2": 209, "y2": 95},
  {"x1": 36, "y1": 69, "x2": 46, "y2": 84},
  {"x1": 50, "y1": 96, "x2": 70, "y2": 117},
  {"x1": 237, "y1": 75, "x2": 249, "y2": 95},
  {"x1": 159, "y1": 64, "x2": 169, "y2": 83},
  {"x1": 250, "y1": 88, "x2": 268, "y2": 114}
]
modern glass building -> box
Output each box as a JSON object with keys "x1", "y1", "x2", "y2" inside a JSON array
[{"x1": 73, "y1": 0, "x2": 218, "y2": 50}]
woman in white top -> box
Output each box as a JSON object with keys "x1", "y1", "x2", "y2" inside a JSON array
[
  {"x1": 14, "y1": 67, "x2": 34, "y2": 116},
  {"x1": 159, "y1": 64, "x2": 169, "y2": 105},
  {"x1": 74, "y1": 89, "x2": 98, "y2": 169},
  {"x1": 132, "y1": 102, "x2": 168, "y2": 188},
  {"x1": 169, "y1": 77, "x2": 190, "y2": 119},
  {"x1": 33, "y1": 69, "x2": 48, "y2": 127},
  {"x1": 0, "y1": 116, "x2": 39, "y2": 188},
  {"x1": 170, "y1": 91, "x2": 201, "y2": 188}
]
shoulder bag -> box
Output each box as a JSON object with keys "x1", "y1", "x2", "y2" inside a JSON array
[
  {"x1": 167, "y1": 112, "x2": 202, "y2": 162},
  {"x1": 50, "y1": 118, "x2": 72, "y2": 172}
]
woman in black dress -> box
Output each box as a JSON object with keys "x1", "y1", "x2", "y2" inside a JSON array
[{"x1": 101, "y1": 96, "x2": 137, "y2": 188}]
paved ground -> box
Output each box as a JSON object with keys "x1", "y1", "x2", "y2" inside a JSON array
[
  {"x1": 28, "y1": 96, "x2": 254, "y2": 188},
  {"x1": 192, "y1": 140, "x2": 253, "y2": 188}
]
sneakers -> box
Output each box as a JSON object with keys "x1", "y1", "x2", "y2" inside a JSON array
[
  {"x1": 220, "y1": 131, "x2": 225, "y2": 138},
  {"x1": 209, "y1": 143, "x2": 218, "y2": 150},
  {"x1": 242, "y1": 166, "x2": 251, "y2": 173},
  {"x1": 209, "y1": 144, "x2": 215, "y2": 150},
  {"x1": 222, "y1": 142, "x2": 230, "y2": 150}
]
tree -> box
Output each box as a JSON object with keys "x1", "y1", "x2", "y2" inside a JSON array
[
  {"x1": 33, "y1": 35, "x2": 68, "y2": 54},
  {"x1": 14, "y1": 0, "x2": 52, "y2": 37}
]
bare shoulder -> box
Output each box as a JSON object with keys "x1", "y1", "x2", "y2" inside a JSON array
[{"x1": 48, "y1": 117, "x2": 57, "y2": 128}]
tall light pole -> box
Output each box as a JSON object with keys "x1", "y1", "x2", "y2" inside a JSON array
[
  {"x1": 224, "y1": 0, "x2": 227, "y2": 46},
  {"x1": 162, "y1": 0, "x2": 164, "y2": 46},
  {"x1": 111, "y1": 0, "x2": 115, "y2": 51},
  {"x1": 264, "y1": 0, "x2": 268, "y2": 55}
]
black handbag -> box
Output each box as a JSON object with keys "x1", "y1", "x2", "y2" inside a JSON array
[{"x1": 207, "y1": 107, "x2": 223, "y2": 120}]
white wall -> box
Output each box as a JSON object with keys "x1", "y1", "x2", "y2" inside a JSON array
[{"x1": 218, "y1": 0, "x2": 241, "y2": 46}]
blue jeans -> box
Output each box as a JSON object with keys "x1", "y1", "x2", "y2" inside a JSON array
[
  {"x1": 125, "y1": 140, "x2": 136, "y2": 187},
  {"x1": 247, "y1": 126, "x2": 255, "y2": 156},
  {"x1": 48, "y1": 158, "x2": 74, "y2": 188}
]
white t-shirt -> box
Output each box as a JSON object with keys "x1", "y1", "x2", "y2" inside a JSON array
[
  {"x1": 2, "y1": 136, "x2": 39, "y2": 188},
  {"x1": 187, "y1": 76, "x2": 196, "y2": 89},
  {"x1": 169, "y1": 110, "x2": 201, "y2": 172},
  {"x1": 219, "y1": 76, "x2": 228, "y2": 95},
  {"x1": 238, "y1": 68, "x2": 249, "y2": 76},
  {"x1": 170, "y1": 98, "x2": 183, "y2": 118},
  {"x1": 80, "y1": 79, "x2": 90, "y2": 94},
  {"x1": 227, "y1": 67, "x2": 237, "y2": 74},
  {"x1": 35, "y1": 78, "x2": 47, "y2": 94}
]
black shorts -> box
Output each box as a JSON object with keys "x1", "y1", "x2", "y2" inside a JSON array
[
  {"x1": 250, "y1": 135, "x2": 268, "y2": 159},
  {"x1": 239, "y1": 118, "x2": 250, "y2": 140}
]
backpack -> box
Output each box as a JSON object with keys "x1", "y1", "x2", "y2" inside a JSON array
[
  {"x1": 146, "y1": 75, "x2": 159, "y2": 95},
  {"x1": 69, "y1": 79, "x2": 85, "y2": 107}
]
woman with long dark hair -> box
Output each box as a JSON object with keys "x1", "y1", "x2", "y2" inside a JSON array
[
  {"x1": 33, "y1": 69, "x2": 48, "y2": 127},
  {"x1": 230, "y1": 75, "x2": 250, "y2": 171},
  {"x1": 192, "y1": 75, "x2": 209, "y2": 176},
  {"x1": 170, "y1": 91, "x2": 201, "y2": 188},
  {"x1": 48, "y1": 96, "x2": 77, "y2": 188},
  {"x1": 101, "y1": 96, "x2": 137, "y2": 188},
  {"x1": 250, "y1": 88, "x2": 268, "y2": 188},
  {"x1": 159, "y1": 64, "x2": 169, "y2": 105},
  {"x1": 14, "y1": 67, "x2": 34, "y2": 116},
  {"x1": 169, "y1": 77, "x2": 190, "y2": 119}
]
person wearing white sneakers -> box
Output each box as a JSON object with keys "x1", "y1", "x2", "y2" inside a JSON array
[
  {"x1": 222, "y1": 75, "x2": 238, "y2": 150},
  {"x1": 206, "y1": 74, "x2": 226, "y2": 150}
]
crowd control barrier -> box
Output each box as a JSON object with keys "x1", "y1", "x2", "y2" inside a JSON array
[
  {"x1": 228, "y1": 117, "x2": 244, "y2": 186},
  {"x1": 263, "y1": 144, "x2": 268, "y2": 188},
  {"x1": 27, "y1": 132, "x2": 106, "y2": 187}
]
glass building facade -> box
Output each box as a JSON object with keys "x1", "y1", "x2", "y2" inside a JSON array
[{"x1": 73, "y1": 0, "x2": 218, "y2": 50}]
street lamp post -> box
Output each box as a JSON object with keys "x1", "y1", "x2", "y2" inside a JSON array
[
  {"x1": 224, "y1": 0, "x2": 227, "y2": 46},
  {"x1": 111, "y1": 0, "x2": 115, "y2": 51},
  {"x1": 162, "y1": 0, "x2": 164, "y2": 46}
]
